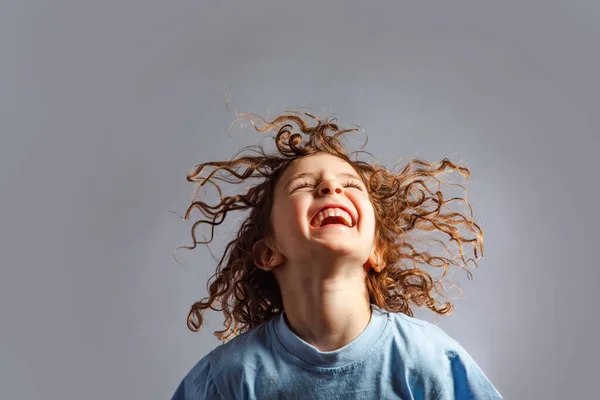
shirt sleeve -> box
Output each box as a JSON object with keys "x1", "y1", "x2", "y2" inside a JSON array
[
  {"x1": 438, "y1": 344, "x2": 503, "y2": 400},
  {"x1": 171, "y1": 353, "x2": 221, "y2": 400}
]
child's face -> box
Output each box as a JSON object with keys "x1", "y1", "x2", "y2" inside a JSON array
[{"x1": 270, "y1": 153, "x2": 377, "y2": 270}]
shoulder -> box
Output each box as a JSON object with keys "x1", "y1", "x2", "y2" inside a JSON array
[
  {"x1": 171, "y1": 321, "x2": 274, "y2": 400},
  {"x1": 208, "y1": 320, "x2": 273, "y2": 375},
  {"x1": 386, "y1": 311, "x2": 461, "y2": 358},
  {"x1": 171, "y1": 351, "x2": 220, "y2": 400},
  {"x1": 384, "y1": 311, "x2": 502, "y2": 399}
]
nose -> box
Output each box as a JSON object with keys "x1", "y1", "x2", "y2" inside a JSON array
[{"x1": 318, "y1": 179, "x2": 343, "y2": 196}]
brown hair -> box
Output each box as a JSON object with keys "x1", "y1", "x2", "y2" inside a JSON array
[{"x1": 177, "y1": 112, "x2": 483, "y2": 342}]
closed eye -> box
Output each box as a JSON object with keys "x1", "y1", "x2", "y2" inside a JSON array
[
  {"x1": 291, "y1": 180, "x2": 363, "y2": 191},
  {"x1": 291, "y1": 181, "x2": 315, "y2": 191},
  {"x1": 343, "y1": 180, "x2": 364, "y2": 190}
]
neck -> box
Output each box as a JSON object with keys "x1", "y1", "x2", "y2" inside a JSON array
[{"x1": 274, "y1": 261, "x2": 372, "y2": 352}]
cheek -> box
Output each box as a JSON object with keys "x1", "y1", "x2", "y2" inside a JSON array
[
  {"x1": 287, "y1": 199, "x2": 310, "y2": 233},
  {"x1": 271, "y1": 198, "x2": 307, "y2": 238},
  {"x1": 359, "y1": 198, "x2": 377, "y2": 235}
]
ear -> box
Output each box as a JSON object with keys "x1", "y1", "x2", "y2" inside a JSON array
[
  {"x1": 252, "y1": 237, "x2": 284, "y2": 271},
  {"x1": 364, "y1": 247, "x2": 385, "y2": 273}
]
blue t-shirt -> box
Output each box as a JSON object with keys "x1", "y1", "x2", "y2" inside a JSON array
[{"x1": 172, "y1": 304, "x2": 502, "y2": 399}]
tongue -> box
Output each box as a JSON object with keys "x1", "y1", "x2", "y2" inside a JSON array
[{"x1": 320, "y1": 216, "x2": 346, "y2": 227}]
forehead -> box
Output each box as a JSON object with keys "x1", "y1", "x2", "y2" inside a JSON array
[{"x1": 280, "y1": 153, "x2": 358, "y2": 180}]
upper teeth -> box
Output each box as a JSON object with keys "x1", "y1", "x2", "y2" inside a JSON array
[{"x1": 311, "y1": 207, "x2": 354, "y2": 228}]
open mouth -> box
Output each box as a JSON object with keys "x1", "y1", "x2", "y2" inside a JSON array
[{"x1": 310, "y1": 207, "x2": 355, "y2": 228}]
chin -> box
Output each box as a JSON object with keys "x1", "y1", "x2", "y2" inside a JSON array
[{"x1": 311, "y1": 242, "x2": 366, "y2": 259}]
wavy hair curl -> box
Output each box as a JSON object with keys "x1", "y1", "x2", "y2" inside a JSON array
[{"x1": 177, "y1": 112, "x2": 483, "y2": 342}]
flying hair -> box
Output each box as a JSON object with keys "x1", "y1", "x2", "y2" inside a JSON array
[{"x1": 176, "y1": 111, "x2": 484, "y2": 342}]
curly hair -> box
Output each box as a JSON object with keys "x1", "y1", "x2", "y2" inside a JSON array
[{"x1": 177, "y1": 111, "x2": 483, "y2": 342}]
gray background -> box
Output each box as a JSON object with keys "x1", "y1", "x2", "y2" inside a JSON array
[{"x1": 1, "y1": 1, "x2": 598, "y2": 399}]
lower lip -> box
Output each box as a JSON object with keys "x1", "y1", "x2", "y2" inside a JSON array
[{"x1": 311, "y1": 224, "x2": 354, "y2": 230}]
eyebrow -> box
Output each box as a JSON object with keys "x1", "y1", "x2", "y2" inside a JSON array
[{"x1": 284, "y1": 171, "x2": 363, "y2": 190}]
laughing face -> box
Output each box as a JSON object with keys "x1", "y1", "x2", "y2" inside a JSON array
[{"x1": 268, "y1": 152, "x2": 378, "y2": 271}]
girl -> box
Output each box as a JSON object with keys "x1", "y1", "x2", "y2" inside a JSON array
[{"x1": 171, "y1": 112, "x2": 502, "y2": 399}]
